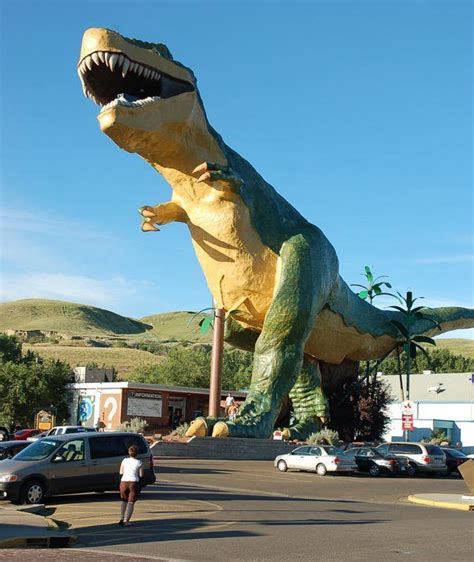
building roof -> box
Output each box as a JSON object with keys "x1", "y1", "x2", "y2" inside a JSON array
[
  {"x1": 380, "y1": 372, "x2": 474, "y2": 403},
  {"x1": 66, "y1": 381, "x2": 248, "y2": 398}
]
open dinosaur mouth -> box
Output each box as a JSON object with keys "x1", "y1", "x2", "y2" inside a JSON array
[{"x1": 78, "y1": 51, "x2": 194, "y2": 110}]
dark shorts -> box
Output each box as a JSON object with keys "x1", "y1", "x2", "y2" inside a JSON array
[{"x1": 120, "y1": 481, "x2": 139, "y2": 503}]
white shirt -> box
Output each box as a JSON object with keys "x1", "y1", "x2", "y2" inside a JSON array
[
  {"x1": 120, "y1": 457, "x2": 143, "y2": 482},
  {"x1": 225, "y1": 396, "x2": 234, "y2": 406}
]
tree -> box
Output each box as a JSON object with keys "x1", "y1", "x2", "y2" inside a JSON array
[
  {"x1": 326, "y1": 377, "x2": 392, "y2": 442},
  {"x1": 378, "y1": 347, "x2": 474, "y2": 375},
  {"x1": 0, "y1": 340, "x2": 71, "y2": 428},
  {"x1": 350, "y1": 265, "x2": 396, "y2": 303},
  {"x1": 0, "y1": 334, "x2": 23, "y2": 363},
  {"x1": 389, "y1": 291, "x2": 441, "y2": 400},
  {"x1": 129, "y1": 344, "x2": 253, "y2": 391}
]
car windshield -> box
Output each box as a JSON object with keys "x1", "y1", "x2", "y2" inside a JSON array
[
  {"x1": 444, "y1": 449, "x2": 467, "y2": 458},
  {"x1": 324, "y1": 446, "x2": 342, "y2": 456},
  {"x1": 425, "y1": 445, "x2": 444, "y2": 455},
  {"x1": 13, "y1": 439, "x2": 60, "y2": 461}
]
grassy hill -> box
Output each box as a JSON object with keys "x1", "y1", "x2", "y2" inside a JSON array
[
  {"x1": 434, "y1": 338, "x2": 474, "y2": 359},
  {"x1": 23, "y1": 344, "x2": 162, "y2": 376},
  {"x1": 140, "y1": 311, "x2": 212, "y2": 343},
  {"x1": 1, "y1": 299, "x2": 471, "y2": 377},
  {"x1": 0, "y1": 299, "x2": 152, "y2": 335}
]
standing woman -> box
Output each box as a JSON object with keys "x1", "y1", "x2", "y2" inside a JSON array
[{"x1": 119, "y1": 445, "x2": 144, "y2": 526}]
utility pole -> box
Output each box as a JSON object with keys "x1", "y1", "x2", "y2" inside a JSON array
[{"x1": 208, "y1": 307, "x2": 225, "y2": 418}]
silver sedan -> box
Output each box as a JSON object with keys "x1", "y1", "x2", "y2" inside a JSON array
[{"x1": 274, "y1": 445, "x2": 357, "y2": 476}]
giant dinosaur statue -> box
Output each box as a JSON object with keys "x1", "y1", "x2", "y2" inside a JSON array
[{"x1": 78, "y1": 28, "x2": 474, "y2": 439}]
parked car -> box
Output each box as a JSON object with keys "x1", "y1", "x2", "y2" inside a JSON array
[
  {"x1": 0, "y1": 432, "x2": 155, "y2": 504},
  {"x1": 441, "y1": 448, "x2": 469, "y2": 475},
  {"x1": 344, "y1": 447, "x2": 409, "y2": 477},
  {"x1": 376, "y1": 442, "x2": 447, "y2": 476},
  {"x1": 274, "y1": 445, "x2": 357, "y2": 476},
  {"x1": 13, "y1": 429, "x2": 41, "y2": 441},
  {"x1": 27, "y1": 431, "x2": 48, "y2": 442},
  {"x1": 0, "y1": 441, "x2": 31, "y2": 461},
  {"x1": 27, "y1": 426, "x2": 96, "y2": 442}
]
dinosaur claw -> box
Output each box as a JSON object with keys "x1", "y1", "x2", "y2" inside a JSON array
[
  {"x1": 140, "y1": 209, "x2": 156, "y2": 218},
  {"x1": 197, "y1": 171, "x2": 211, "y2": 183},
  {"x1": 192, "y1": 162, "x2": 208, "y2": 175},
  {"x1": 142, "y1": 221, "x2": 160, "y2": 232},
  {"x1": 212, "y1": 421, "x2": 229, "y2": 438}
]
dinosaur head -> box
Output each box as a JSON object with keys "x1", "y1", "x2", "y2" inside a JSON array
[{"x1": 78, "y1": 28, "x2": 222, "y2": 169}]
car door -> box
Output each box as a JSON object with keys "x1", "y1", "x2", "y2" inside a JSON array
[
  {"x1": 355, "y1": 448, "x2": 371, "y2": 472},
  {"x1": 308, "y1": 447, "x2": 323, "y2": 471},
  {"x1": 289, "y1": 446, "x2": 312, "y2": 470},
  {"x1": 88, "y1": 435, "x2": 125, "y2": 490},
  {"x1": 47, "y1": 438, "x2": 91, "y2": 495}
]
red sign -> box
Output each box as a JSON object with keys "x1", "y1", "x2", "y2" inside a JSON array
[{"x1": 402, "y1": 414, "x2": 414, "y2": 430}]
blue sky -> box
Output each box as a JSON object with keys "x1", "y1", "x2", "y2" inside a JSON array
[{"x1": 0, "y1": 1, "x2": 472, "y2": 338}]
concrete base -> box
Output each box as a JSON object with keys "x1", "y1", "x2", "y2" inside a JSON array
[
  {"x1": 152, "y1": 436, "x2": 298, "y2": 460},
  {"x1": 408, "y1": 493, "x2": 474, "y2": 512},
  {"x1": 0, "y1": 504, "x2": 77, "y2": 548}
]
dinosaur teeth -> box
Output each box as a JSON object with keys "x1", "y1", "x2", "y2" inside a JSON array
[{"x1": 109, "y1": 54, "x2": 119, "y2": 72}]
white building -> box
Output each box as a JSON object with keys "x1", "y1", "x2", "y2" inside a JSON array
[{"x1": 381, "y1": 372, "x2": 474, "y2": 453}]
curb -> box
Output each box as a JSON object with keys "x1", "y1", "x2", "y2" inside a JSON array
[
  {"x1": 407, "y1": 495, "x2": 474, "y2": 512},
  {"x1": 0, "y1": 508, "x2": 78, "y2": 549}
]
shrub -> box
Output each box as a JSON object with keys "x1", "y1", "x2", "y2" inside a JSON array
[
  {"x1": 307, "y1": 428, "x2": 341, "y2": 446},
  {"x1": 117, "y1": 417, "x2": 148, "y2": 434},
  {"x1": 422, "y1": 428, "x2": 448, "y2": 445},
  {"x1": 168, "y1": 422, "x2": 190, "y2": 438}
]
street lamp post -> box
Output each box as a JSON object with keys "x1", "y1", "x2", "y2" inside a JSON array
[{"x1": 208, "y1": 308, "x2": 225, "y2": 418}]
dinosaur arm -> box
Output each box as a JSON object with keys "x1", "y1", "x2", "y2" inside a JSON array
[{"x1": 139, "y1": 202, "x2": 188, "y2": 231}]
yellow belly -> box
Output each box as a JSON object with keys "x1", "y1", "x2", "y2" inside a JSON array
[{"x1": 185, "y1": 193, "x2": 278, "y2": 330}]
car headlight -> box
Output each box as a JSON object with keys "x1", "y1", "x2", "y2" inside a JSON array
[{"x1": 0, "y1": 474, "x2": 18, "y2": 482}]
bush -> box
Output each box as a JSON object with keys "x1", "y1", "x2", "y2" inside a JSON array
[
  {"x1": 422, "y1": 428, "x2": 448, "y2": 445},
  {"x1": 117, "y1": 417, "x2": 148, "y2": 434},
  {"x1": 307, "y1": 429, "x2": 341, "y2": 446},
  {"x1": 168, "y1": 422, "x2": 190, "y2": 438}
]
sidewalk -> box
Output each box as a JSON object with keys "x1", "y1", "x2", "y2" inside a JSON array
[
  {"x1": 407, "y1": 493, "x2": 474, "y2": 512},
  {"x1": 0, "y1": 503, "x2": 76, "y2": 548}
]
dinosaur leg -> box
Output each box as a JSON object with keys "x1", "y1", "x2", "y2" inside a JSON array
[
  {"x1": 211, "y1": 233, "x2": 332, "y2": 438},
  {"x1": 282, "y1": 358, "x2": 329, "y2": 441},
  {"x1": 138, "y1": 201, "x2": 187, "y2": 232},
  {"x1": 185, "y1": 317, "x2": 259, "y2": 438}
]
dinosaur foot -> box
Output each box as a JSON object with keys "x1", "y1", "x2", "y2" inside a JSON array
[
  {"x1": 192, "y1": 162, "x2": 243, "y2": 192},
  {"x1": 281, "y1": 416, "x2": 328, "y2": 441},
  {"x1": 139, "y1": 206, "x2": 160, "y2": 232},
  {"x1": 185, "y1": 417, "x2": 226, "y2": 438}
]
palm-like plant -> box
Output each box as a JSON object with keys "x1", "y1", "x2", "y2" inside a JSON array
[
  {"x1": 389, "y1": 291, "x2": 442, "y2": 401},
  {"x1": 351, "y1": 265, "x2": 397, "y2": 304},
  {"x1": 351, "y1": 266, "x2": 398, "y2": 391}
]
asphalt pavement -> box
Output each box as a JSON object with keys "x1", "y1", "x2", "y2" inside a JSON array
[{"x1": 11, "y1": 458, "x2": 470, "y2": 561}]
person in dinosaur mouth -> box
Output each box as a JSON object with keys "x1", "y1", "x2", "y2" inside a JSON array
[{"x1": 78, "y1": 28, "x2": 474, "y2": 440}]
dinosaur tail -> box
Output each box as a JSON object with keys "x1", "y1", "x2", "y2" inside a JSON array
[{"x1": 386, "y1": 306, "x2": 474, "y2": 338}]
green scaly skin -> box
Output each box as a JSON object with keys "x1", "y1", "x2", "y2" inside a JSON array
[{"x1": 79, "y1": 29, "x2": 474, "y2": 440}]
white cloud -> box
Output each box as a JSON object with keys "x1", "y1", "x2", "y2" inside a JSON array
[
  {"x1": 0, "y1": 207, "x2": 118, "y2": 241},
  {"x1": 0, "y1": 272, "x2": 158, "y2": 314}
]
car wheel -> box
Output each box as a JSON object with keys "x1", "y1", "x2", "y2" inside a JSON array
[
  {"x1": 20, "y1": 479, "x2": 45, "y2": 505},
  {"x1": 369, "y1": 463, "x2": 380, "y2": 477},
  {"x1": 407, "y1": 463, "x2": 418, "y2": 477},
  {"x1": 277, "y1": 460, "x2": 288, "y2": 472},
  {"x1": 316, "y1": 463, "x2": 327, "y2": 476}
]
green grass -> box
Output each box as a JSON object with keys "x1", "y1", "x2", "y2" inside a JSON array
[
  {"x1": 140, "y1": 311, "x2": 213, "y2": 343},
  {"x1": 0, "y1": 299, "x2": 152, "y2": 335},
  {"x1": 23, "y1": 344, "x2": 163, "y2": 377},
  {"x1": 433, "y1": 338, "x2": 474, "y2": 359}
]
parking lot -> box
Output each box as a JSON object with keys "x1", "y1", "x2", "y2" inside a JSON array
[{"x1": 35, "y1": 458, "x2": 472, "y2": 561}]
